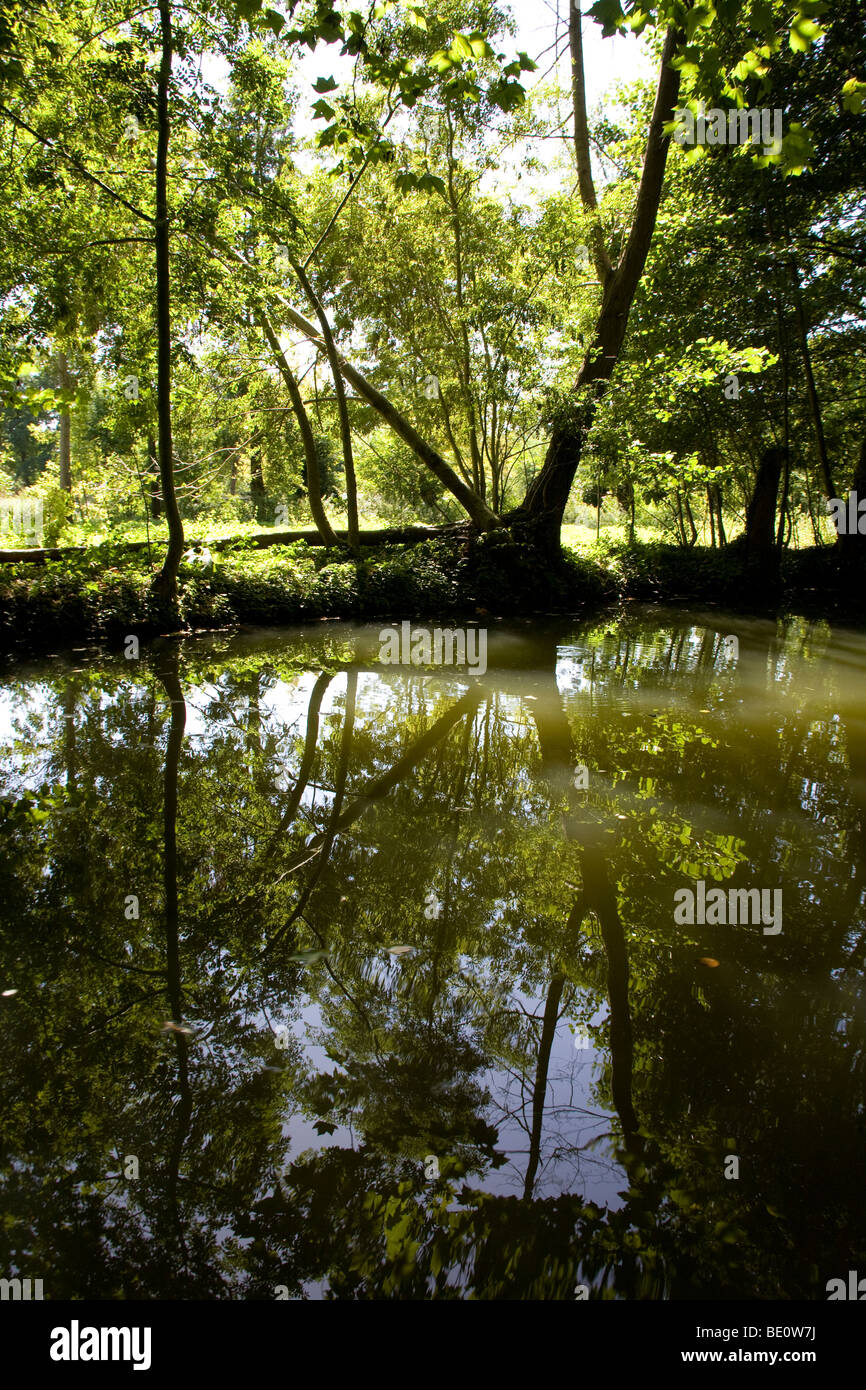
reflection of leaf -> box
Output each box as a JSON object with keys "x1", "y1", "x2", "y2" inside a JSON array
[
  {"x1": 669, "y1": 1188, "x2": 694, "y2": 1209},
  {"x1": 287, "y1": 949, "x2": 329, "y2": 965},
  {"x1": 313, "y1": 1120, "x2": 337, "y2": 1136}
]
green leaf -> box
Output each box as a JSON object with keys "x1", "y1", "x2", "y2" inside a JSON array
[
  {"x1": 778, "y1": 122, "x2": 816, "y2": 174},
  {"x1": 313, "y1": 75, "x2": 338, "y2": 93},
  {"x1": 488, "y1": 78, "x2": 526, "y2": 112},
  {"x1": 685, "y1": 5, "x2": 713, "y2": 41},
  {"x1": 449, "y1": 33, "x2": 475, "y2": 62},
  {"x1": 588, "y1": 0, "x2": 625, "y2": 37},
  {"x1": 842, "y1": 78, "x2": 866, "y2": 115},
  {"x1": 417, "y1": 172, "x2": 446, "y2": 196},
  {"x1": 467, "y1": 34, "x2": 493, "y2": 60},
  {"x1": 789, "y1": 16, "x2": 822, "y2": 51},
  {"x1": 394, "y1": 169, "x2": 419, "y2": 192}
]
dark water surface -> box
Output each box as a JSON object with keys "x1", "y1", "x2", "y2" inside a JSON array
[{"x1": 1, "y1": 606, "x2": 864, "y2": 1299}]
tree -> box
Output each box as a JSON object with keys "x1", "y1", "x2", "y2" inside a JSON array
[{"x1": 151, "y1": 0, "x2": 184, "y2": 597}]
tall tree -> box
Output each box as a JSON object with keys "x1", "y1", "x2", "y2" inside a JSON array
[
  {"x1": 151, "y1": 0, "x2": 183, "y2": 598},
  {"x1": 509, "y1": 12, "x2": 682, "y2": 552}
]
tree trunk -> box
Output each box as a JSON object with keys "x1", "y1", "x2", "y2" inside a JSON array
[
  {"x1": 713, "y1": 483, "x2": 727, "y2": 546},
  {"x1": 743, "y1": 447, "x2": 786, "y2": 560},
  {"x1": 147, "y1": 435, "x2": 162, "y2": 518},
  {"x1": 788, "y1": 254, "x2": 835, "y2": 502},
  {"x1": 293, "y1": 261, "x2": 360, "y2": 553},
  {"x1": 569, "y1": 0, "x2": 613, "y2": 281},
  {"x1": 151, "y1": 0, "x2": 184, "y2": 600},
  {"x1": 250, "y1": 447, "x2": 266, "y2": 521},
  {"x1": 774, "y1": 274, "x2": 791, "y2": 548},
  {"x1": 682, "y1": 491, "x2": 698, "y2": 546},
  {"x1": 56, "y1": 350, "x2": 71, "y2": 492},
  {"x1": 512, "y1": 26, "x2": 682, "y2": 555},
  {"x1": 259, "y1": 312, "x2": 338, "y2": 547}
]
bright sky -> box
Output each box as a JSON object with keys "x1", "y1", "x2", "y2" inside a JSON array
[
  {"x1": 202, "y1": 2, "x2": 655, "y2": 150},
  {"x1": 273, "y1": 1, "x2": 656, "y2": 206},
  {"x1": 509, "y1": 0, "x2": 653, "y2": 109}
]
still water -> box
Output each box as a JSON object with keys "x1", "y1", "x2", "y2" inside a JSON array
[{"x1": 1, "y1": 607, "x2": 864, "y2": 1299}]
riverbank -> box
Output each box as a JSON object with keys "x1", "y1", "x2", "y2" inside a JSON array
[{"x1": 0, "y1": 532, "x2": 862, "y2": 659}]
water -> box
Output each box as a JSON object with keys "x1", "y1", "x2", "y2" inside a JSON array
[{"x1": 1, "y1": 607, "x2": 864, "y2": 1299}]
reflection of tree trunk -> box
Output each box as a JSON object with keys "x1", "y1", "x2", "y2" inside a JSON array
[
  {"x1": 523, "y1": 971, "x2": 566, "y2": 1199},
  {"x1": 531, "y1": 686, "x2": 641, "y2": 1150},
  {"x1": 261, "y1": 671, "x2": 357, "y2": 958},
  {"x1": 245, "y1": 671, "x2": 261, "y2": 760},
  {"x1": 156, "y1": 647, "x2": 192, "y2": 1261},
  {"x1": 572, "y1": 839, "x2": 639, "y2": 1146},
  {"x1": 260, "y1": 686, "x2": 484, "y2": 956},
  {"x1": 61, "y1": 680, "x2": 77, "y2": 791},
  {"x1": 842, "y1": 714, "x2": 866, "y2": 970},
  {"x1": 273, "y1": 671, "x2": 335, "y2": 838},
  {"x1": 158, "y1": 650, "x2": 186, "y2": 1022},
  {"x1": 196, "y1": 672, "x2": 337, "y2": 939},
  {"x1": 324, "y1": 686, "x2": 483, "y2": 839}
]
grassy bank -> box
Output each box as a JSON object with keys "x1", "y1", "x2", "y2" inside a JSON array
[{"x1": 0, "y1": 532, "x2": 861, "y2": 659}]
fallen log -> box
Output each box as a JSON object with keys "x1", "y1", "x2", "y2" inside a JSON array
[{"x1": 0, "y1": 523, "x2": 469, "y2": 565}]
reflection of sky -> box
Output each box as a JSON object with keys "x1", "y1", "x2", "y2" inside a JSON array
[{"x1": 257, "y1": 964, "x2": 625, "y2": 1215}]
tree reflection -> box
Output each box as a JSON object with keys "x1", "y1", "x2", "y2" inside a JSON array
[{"x1": 0, "y1": 612, "x2": 864, "y2": 1297}]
